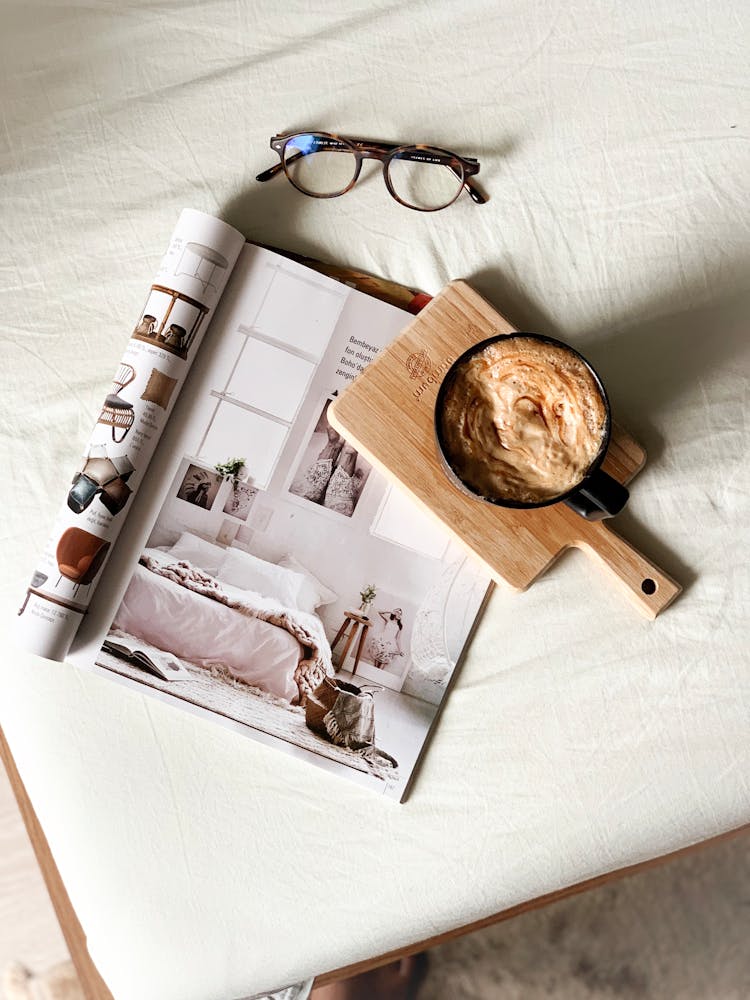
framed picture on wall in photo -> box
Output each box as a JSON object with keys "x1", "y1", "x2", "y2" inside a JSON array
[
  {"x1": 345, "y1": 592, "x2": 417, "y2": 691},
  {"x1": 176, "y1": 463, "x2": 221, "y2": 510},
  {"x1": 287, "y1": 394, "x2": 372, "y2": 519},
  {"x1": 223, "y1": 482, "x2": 258, "y2": 521}
]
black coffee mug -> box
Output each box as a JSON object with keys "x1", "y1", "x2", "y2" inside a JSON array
[{"x1": 434, "y1": 333, "x2": 629, "y2": 521}]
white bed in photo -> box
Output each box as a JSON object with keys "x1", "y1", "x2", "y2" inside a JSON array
[
  {"x1": 109, "y1": 538, "x2": 332, "y2": 704},
  {"x1": 98, "y1": 534, "x2": 407, "y2": 788}
]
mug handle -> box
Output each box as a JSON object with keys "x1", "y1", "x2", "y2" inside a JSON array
[{"x1": 565, "y1": 468, "x2": 629, "y2": 521}]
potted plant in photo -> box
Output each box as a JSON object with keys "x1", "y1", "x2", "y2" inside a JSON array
[
  {"x1": 214, "y1": 457, "x2": 247, "y2": 491},
  {"x1": 359, "y1": 583, "x2": 377, "y2": 615}
]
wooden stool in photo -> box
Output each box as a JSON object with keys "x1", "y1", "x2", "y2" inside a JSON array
[{"x1": 331, "y1": 611, "x2": 370, "y2": 676}]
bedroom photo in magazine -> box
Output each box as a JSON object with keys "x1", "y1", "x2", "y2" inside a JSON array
[{"x1": 94, "y1": 246, "x2": 490, "y2": 799}]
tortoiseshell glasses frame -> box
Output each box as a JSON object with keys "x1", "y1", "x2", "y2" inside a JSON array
[{"x1": 256, "y1": 131, "x2": 487, "y2": 212}]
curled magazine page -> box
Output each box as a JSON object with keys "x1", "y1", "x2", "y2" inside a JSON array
[{"x1": 15, "y1": 210, "x2": 245, "y2": 662}]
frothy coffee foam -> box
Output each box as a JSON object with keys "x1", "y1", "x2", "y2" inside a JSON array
[{"x1": 439, "y1": 337, "x2": 607, "y2": 504}]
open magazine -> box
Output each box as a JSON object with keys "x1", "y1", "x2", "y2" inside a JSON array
[{"x1": 15, "y1": 210, "x2": 491, "y2": 800}]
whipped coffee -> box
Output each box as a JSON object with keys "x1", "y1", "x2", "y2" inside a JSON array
[{"x1": 438, "y1": 337, "x2": 607, "y2": 504}]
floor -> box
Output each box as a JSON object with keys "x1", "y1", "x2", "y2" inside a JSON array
[{"x1": 0, "y1": 763, "x2": 69, "y2": 977}]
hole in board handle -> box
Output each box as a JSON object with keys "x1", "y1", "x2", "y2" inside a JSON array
[{"x1": 641, "y1": 578, "x2": 657, "y2": 595}]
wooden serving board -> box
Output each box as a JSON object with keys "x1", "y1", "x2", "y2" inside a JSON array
[{"x1": 329, "y1": 281, "x2": 681, "y2": 619}]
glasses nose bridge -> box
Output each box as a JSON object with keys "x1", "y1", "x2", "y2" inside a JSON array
[
  {"x1": 357, "y1": 147, "x2": 387, "y2": 170},
  {"x1": 356, "y1": 148, "x2": 390, "y2": 187}
]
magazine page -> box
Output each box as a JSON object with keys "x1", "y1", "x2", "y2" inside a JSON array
[
  {"x1": 15, "y1": 210, "x2": 245, "y2": 663},
  {"x1": 89, "y1": 244, "x2": 492, "y2": 800}
]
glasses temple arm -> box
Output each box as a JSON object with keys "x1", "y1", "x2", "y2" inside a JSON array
[
  {"x1": 463, "y1": 175, "x2": 488, "y2": 204},
  {"x1": 255, "y1": 162, "x2": 283, "y2": 182},
  {"x1": 446, "y1": 164, "x2": 487, "y2": 204},
  {"x1": 256, "y1": 148, "x2": 310, "y2": 183}
]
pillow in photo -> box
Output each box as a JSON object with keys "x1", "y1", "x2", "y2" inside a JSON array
[
  {"x1": 168, "y1": 531, "x2": 226, "y2": 576},
  {"x1": 141, "y1": 368, "x2": 178, "y2": 410},
  {"x1": 278, "y1": 554, "x2": 338, "y2": 615},
  {"x1": 217, "y1": 548, "x2": 304, "y2": 609},
  {"x1": 146, "y1": 523, "x2": 181, "y2": 549}
]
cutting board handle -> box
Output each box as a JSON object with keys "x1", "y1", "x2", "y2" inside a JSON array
[{"x1": 573, "y1": 522, "x2": 682, "y2": 619}]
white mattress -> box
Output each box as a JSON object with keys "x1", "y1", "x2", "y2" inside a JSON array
[{"x1": 1, "y1": 2, "x2": 748, "y2": 999}]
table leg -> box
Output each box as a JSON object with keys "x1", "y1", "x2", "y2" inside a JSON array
[
  {"x1": 311, "y1": 955, "x2": 427, "y2": 999},
  {"x1": 337, "y1": 622, "x2": 359, "y2": 670},
  {"x1": 351, "y1": 623, "x2": 369, "y2": 677},
  {"x1": 331, "y1": 619, "x2": 350, "y2": 651}
]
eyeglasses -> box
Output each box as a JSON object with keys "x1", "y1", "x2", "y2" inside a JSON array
[{"x1": 256, "y1": 131, "x2": 487, "y2": 212}]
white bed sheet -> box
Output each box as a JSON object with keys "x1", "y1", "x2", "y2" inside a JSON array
[{"x1": 1, "y1": 2, "x2": 748, "y2": 999}]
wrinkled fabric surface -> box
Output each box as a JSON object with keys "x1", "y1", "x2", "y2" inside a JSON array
[{"x1": 1, "y1": 2, "x2": 748, "y2": 999}]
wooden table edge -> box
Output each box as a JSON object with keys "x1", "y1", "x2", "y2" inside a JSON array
[{"x1": 2, "y1": 725, "x2": 746, "y2": 997}]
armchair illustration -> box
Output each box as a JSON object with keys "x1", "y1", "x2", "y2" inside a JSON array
[
  {"x1": 97, "y1": 363, "x2": 136, "y2": 442},
  {"x1": 56, "y1": 528, "x2": 111, "y2": 597}
]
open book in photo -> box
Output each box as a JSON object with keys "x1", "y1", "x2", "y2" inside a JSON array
[{"x1": 102, "y1": 635, "x2": 192, "y2": 681}]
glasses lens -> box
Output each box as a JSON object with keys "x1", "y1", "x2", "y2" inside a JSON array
[
  {"x1": 282, "y1": 133, "x2": 358, "y2": 197},
  {"x1": 386, "y1": 147, "x2": 464, "y2": 210}
]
